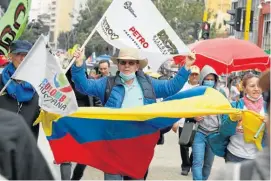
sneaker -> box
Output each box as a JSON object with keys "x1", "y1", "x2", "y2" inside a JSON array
[{"x1": 181, "y1": 169, "x2": 189, "y2": 176}]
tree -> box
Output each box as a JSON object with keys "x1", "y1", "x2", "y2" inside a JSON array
[
  {"x1": 63, "y1": 0, "x2": 112, "y2": 57},
  {"x1": 20, "y1": 17, "x2": 50, "y2": 44},
  {"x1": 210, "y1": 22, "x2": 217, "y2": 39},
  {"x1": 57, "y1": 32, "x2": 68, "y2": 50},
  {"x1": 66, "y1": 0, "x2": 205, "y2": 56},
  {"x1": 152, "y1": 0, "x2": 205, "y2": 44}
]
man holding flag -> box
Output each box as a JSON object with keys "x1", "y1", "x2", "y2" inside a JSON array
[
  {"x1": 72, "y1": 47, "x2": 195, "y2": 180},
  {"x1": 0, "y1": 40, "x2": 40, "y2": 139}
]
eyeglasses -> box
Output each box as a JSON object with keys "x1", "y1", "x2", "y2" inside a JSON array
[
  {"x1": 118, "y1": 60, "x2": 138, "y2": 66},
  {"x1": 16, "y1": 53, "x2": 27, "y2": 57}
]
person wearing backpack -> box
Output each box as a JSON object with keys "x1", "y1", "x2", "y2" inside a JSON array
[
  {"x1": 72, "y1": 48, "x2": 195, "y2": 180},
  {"x1": 214, "y1": 69, "x2": 270, "y2": 180}
]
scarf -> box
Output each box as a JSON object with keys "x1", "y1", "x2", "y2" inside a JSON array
[
  {"x1": 1, "y1": 63, "x2": 35, "y2": 102},
  {"x1": 243, "y1": 95, "x2": 264, "y2": 113}
]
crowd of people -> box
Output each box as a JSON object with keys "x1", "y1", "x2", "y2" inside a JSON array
[{"x1": 0, "y1": 39, "x2": 269, "y2": 181}]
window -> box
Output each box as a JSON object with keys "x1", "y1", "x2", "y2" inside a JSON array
[{"x1": 262, "y1": 14, "x2": 270, "y2": 50}]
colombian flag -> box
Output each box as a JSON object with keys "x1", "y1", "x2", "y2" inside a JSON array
[{"x1": 35, "y1": 87, "x2": 265, "y2": 179}]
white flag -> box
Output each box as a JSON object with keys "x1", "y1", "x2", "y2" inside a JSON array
[
  {"x1": 96, "y1": 0, "x2": 190, "y2": 71},
  {"x1": 12, "y1": 35, "x2": 78, "y2": 115}
]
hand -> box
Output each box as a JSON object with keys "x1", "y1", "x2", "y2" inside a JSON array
[
  {"x1": 74, "y1": 48, "x2": 85, "y2": 67},
  {"x1": 195, "y1": 116, "x2": 204, "y2": 122},
  {"x1": 172, "y1": 122, "x2": 179, "y2": 133},
  {"x1": 184, "y1": 51, "x2": 196, "y2": 70},
  {"x1": 229, "y1": 112, "x2": 242, "y2": 122}
]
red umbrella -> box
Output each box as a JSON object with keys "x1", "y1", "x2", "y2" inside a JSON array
[{"x1": 174, "y1": 38, "x2": 270, "y2": 75}]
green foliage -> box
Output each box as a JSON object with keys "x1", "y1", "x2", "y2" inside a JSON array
[
  {"x1": 63, "y1": 0, "x2": 205, "y2": 56},
  {"x1": 67, "y1": 0, "x2": 112, "y2": 57},
  {"x1": 218, "y1": 23, "x2": 222, "y2": 29},
  {"x1": 210, "y1": 22, "x2": 217, "y2": 39},
  {"x1": 20, "y1": 19, "x2": 50, "y2": 44},
  {"x1": 153, "y1": 0, "x2": 205, "y2": 43},
  {"x1": 19, "y1": 28, "x2": 37, "y2": 44}
]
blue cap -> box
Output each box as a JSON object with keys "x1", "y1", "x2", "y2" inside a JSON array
[{"x1": 10, "y1": 40, "x2": 32, "y2": 54}]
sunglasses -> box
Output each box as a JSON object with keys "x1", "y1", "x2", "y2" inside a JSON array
[{"x1": 118, "y1": 60, "x2": 138, "y2": 66}]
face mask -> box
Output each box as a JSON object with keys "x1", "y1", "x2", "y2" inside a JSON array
[
  {"x1": 119, "y1": 72, "x2": 136, "y2": 82},
  {"x1": 246, "y1": 94, "x2": 263, "y2": 102},
  {"x1": 203, "y1": 80, "x2": 215, "y2": 88}
]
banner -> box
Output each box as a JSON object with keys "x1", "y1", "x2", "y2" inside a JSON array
[
  {"x1": 96, "y1": 0, "x2": 190, "y2": 71},
  {"x1": 35, "y1": 86, "x2": 265, "y2": 178},
  {"x1": 12, "y1": 35, "x2": 78, "y2": 115},
  {"x1": 0, "y1": 0, "x2": 32, "y2": 55}
]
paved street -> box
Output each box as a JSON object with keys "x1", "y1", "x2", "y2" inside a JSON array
[{"x1": 38, "y1": 125, "x2": 225, "y2": 180}]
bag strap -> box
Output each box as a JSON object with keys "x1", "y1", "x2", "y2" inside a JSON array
[{"x1": 104, "y1": 76, "x2": 116, "y2": 105}]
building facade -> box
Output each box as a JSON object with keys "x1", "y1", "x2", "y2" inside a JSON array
[
  {"x1": 49, "y1": 0, "x2": 75, "y2": 48},
  {"x1": 230, "y1": 0, "x2": 270, "y2": 51},
  {"x1": 257, "y1": 0, "x2": 270, "y2": 51},
  {"x1": 206, "y1": 0, "x2": 232, "y2": 34},
  {"x1": 29, "y1": 0, "x2": 51, "y2": 21}
]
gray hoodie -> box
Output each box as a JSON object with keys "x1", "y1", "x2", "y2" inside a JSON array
[
  {"x1": 199, "y1": 65, "x2": 218, "y2": 87},
  {"x1": 198, "y1": 65, "x2": 220, "y2": 133}
]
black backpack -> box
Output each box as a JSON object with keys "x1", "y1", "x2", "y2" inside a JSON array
[{"x1": 104, "y1": 76, "x2": 116, "y2": 106}]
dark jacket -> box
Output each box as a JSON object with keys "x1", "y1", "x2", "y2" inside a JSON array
[
  {"x1": 66, "y1": 68, "x2": 102, "y2": 107},
  {"x1": 0, "y1": 75, "x2": 40, "y2": 139},
  {"x1": 0, "y1": 109, "x2": 54, "y2": 180}
]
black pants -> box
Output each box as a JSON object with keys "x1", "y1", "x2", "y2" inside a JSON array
[
  {"x1": 179, "y1": 127, "x2": 193, "y2": 171},
  {"x1": 71, "y1": 164, "x2": 87, "y2": 180}
]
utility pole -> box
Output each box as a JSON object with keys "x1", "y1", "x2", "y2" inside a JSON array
[
  {"x1": 244, "y1": 0, "x2": 252, "y2": 40},
  {"x1": 202, "y1": 0, "x2": 208, "y2": 22}
]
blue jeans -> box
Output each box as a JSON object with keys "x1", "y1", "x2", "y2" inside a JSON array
[
  {"x1": 104, "y1": 173, "x2": 144, "y2": 180},
  {"x1": 104, "y1": 173, "x2": 123, "y2": 180},
  {"x1": 192, "y1": 132, "x2": 215, "y2": 181}
]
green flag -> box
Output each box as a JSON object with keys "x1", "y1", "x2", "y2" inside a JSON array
[{"x1": 0, "y1": 0, "x2": 32, "y2": 55}]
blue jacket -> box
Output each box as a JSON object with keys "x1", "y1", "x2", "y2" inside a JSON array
[
  {"x1": 207, "y1": 98, "x2": 267, "y2": 157},
  {"x1": 71, "y1": 65, "x2": 190, "y2": 108}
]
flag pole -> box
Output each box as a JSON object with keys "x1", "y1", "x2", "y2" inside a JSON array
[
  {"x1": 63, "y1": 24, "x2": 98, "y2": 74},
  {"x1": 63, "y1": 1, "x2": 113, "y2": 74},
  {"x1": 0, "y1": 79, "x2": 12, "y2": 95},
  {"x1": 62, "y1": 0, "x2": 115, "y2": 74}
]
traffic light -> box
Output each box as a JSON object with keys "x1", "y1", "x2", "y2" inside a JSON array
[
  {"x1": 201, "y1": 22, "x2": 210, "y2": 40},
  {"x1": 225, "y1": 7, "x2": 253, "y2": 32},
  {"x1": 225, "y1": 8, "x2": 242, "y2": 31}
]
